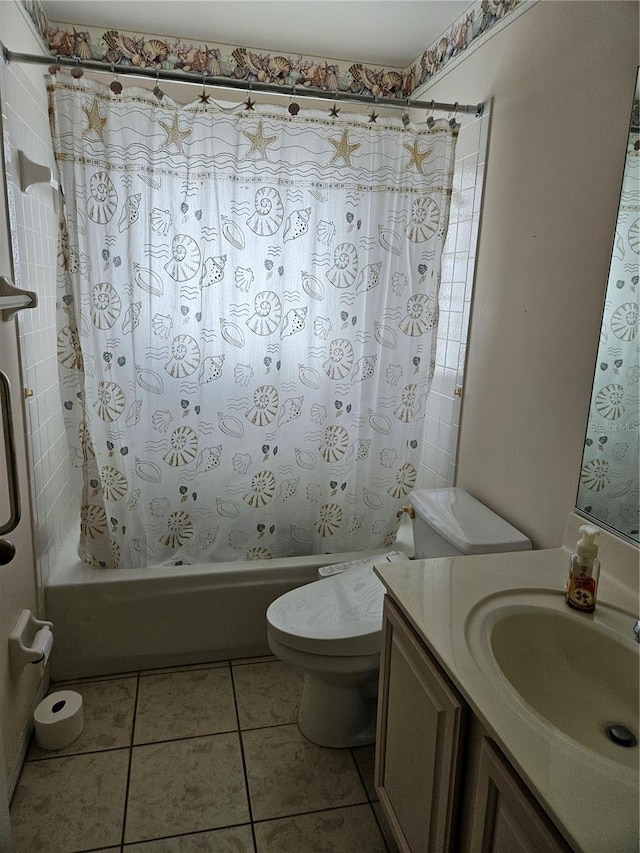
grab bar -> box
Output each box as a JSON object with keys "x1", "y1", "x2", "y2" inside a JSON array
[{"x1": 0, "y1": 370, "x2": 21, "y2": 535}]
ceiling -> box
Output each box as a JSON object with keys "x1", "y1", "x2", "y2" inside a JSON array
[{"x1": 40, "y1": 1, "x2": 473, "y2": 68}]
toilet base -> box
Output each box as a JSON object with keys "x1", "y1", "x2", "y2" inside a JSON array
[
  {"x1": 267, "y1": 633, "x2": 381, "y2": 749},
  {"x1": 297, "y1": 669, "x2": 379, "y2": 748}
]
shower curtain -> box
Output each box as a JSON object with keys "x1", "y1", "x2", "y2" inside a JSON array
[
  {"x1": 49, "y1": 73, "x2": 458, "y2": 568},
  {"x1": 577, "y1": 126, "x2": 639, "y2": 538}
]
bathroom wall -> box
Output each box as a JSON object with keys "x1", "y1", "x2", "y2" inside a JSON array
[
  {"x1": 0, "y1": 0, "x2": 78, "y2": 793},
  {"x1": 2, "y1": 1, "x2": 79, "y2": 593},
  {"x1": 35, "y1": 0, "x2": 525, "y2": 103},
  {"x1": 416, "y1": 0, "x2": 639, "y2": 547}
]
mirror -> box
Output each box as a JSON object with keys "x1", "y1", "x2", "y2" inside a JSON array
[{"x1": 576, "y1": 70, "x2": 639, "y2": 543}]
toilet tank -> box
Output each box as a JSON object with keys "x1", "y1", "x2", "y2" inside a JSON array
[{"x1": 408, "y1": 487, "x2": 531, "y2": 558}]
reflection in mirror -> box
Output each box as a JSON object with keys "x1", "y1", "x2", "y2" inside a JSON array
[{"x1": 576, "y1": 70, "x2": 639, "y2": 543}]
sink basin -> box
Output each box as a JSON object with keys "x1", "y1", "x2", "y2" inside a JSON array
[{"x1": 468, "y1": 595, "x2": 640, "y2": 768}]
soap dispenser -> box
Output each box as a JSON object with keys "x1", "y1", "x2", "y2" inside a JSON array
[{"x1": 565, "y1": 525, "x2": 600, "y2": 612}]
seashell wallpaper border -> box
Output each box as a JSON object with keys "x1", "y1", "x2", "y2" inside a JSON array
[{"x1": 22, "y1": 0, "x2": 526, "y2": 100}]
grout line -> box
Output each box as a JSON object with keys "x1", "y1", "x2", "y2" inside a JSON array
[
  {"x1": 228, "y1": 661, "x2": 258, "y2": 853},
  {"x1": 116, "y1": 821, "x2": 254, "y2": 849},
  {"x1": 126, "y1": 727, "x2": 241, "y2": 749},
  {"x1": 349, "y1": 747, "x2": 374, "y2": 803},
  {"x1": 251, "y1": 799, "x2": 372, "y2": 826},
  {"x1": 51, "y1": 672, "x2": 144, "y2": 686},
  {"x1": 25, "y1": 744, "x2": 130, "y2": 763},
  {"x1": 26, "y1": 717, "x2": 304, "y2": 762},
  {"x1": 51, "y1": 660, "x2": 229, "y2": 690},
  {"x1": 238, "y1": 719, "x2": 297, "y2": 734},
  {"x1": 89, "y1": 802, "x2": 383, "y2": 851},
  {"x1": 230, "y1": 656, "x2": 278, "y2": 667},
  {"x1": 17, "y1": 660, "x2": 389, "y2": 851},
  {"x1": 137, "y1": 660, "x2": 232, "y2": 677},
  {"x1": 120, "y1": 672, "x2": 141, "y2": 849},
  {"x1": 369, "y1": 800, "x2": 393, "y2": 853},
  {"x1": 51, "y1": 653, "x2": 276, "y2": 686},
  {"x1": 345, "y1": 746, "x2": 391, "y2": 849},
  {"x1": 348, "y1": 741, "x2": 392, "y2": 849},
  {"x1": 51, "y1": 673, "x2": 140, "y2": 687}
]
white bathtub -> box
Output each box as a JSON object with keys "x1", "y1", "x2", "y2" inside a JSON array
[{"x1": 46, "y1": 520, "x2": 414, "y2": 680}]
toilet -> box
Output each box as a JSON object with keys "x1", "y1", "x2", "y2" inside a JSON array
[{"x1": 266, "y1": 487, "x2": 531, "y2": 748}]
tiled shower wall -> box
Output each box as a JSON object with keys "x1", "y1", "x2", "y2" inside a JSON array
[
  {"x1": 418, "y1": 111, "x2": 489, "y2": 489},
  {"x1": 1, "y1": 57, "x2": 79, "y2": 594}
]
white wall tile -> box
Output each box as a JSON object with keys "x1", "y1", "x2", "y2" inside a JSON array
[
  {"x1": 419, "y1": 112, "x2": 489, "y2": 491},
  {"x1": 3, "y1": 61, "x2": 79, "y2": 585}
]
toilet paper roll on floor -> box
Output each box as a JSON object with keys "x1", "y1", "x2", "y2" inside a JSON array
[{"x1": 34, "y1": 690, "x2": 84, "y2": 751}]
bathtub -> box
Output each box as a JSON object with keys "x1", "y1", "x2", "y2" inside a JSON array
[{"x1": 46, "y1": 519, "x2": 414, "y2": 680}]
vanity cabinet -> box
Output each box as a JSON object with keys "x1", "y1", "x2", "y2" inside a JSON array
[
  {"x1": 374, "y1": 597, "x2": 466, "y2": 852},
  {"x1": 375, "y1": 597, "x2": 572, "y2": 853},
  {"x1": 468, "y1": 733, "x2": 572, "y2": 853}
]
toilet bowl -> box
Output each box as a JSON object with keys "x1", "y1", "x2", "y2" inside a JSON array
[
  {"x1": 267, "y1": 551, "x2": 407, "y2": 748},
  {"x1": 266, "y1": 487, "x2": 531, "y2": 748}
]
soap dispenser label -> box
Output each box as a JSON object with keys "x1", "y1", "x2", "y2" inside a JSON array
[{"x1": 566, "y1": 574, "x2": 596, "y2": 612}]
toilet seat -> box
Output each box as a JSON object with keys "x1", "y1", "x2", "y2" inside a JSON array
[
  {"x1": 266, "y1": 552, "x2": 408, "y2": 657},
  {"x1": 267, "y1": 633, "x2": 381, "y2": 675}
]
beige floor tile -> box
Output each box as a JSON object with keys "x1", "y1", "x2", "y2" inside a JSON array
[
  {"x1": 373, "y1": 802, "x2": 400, "y2": 852},
  {"x1": 232, "y1": 661, "x2": 304, "y2": 729},
  {"x1": 242, "y1": 724, "x2": 367, "y2": 821},
  {"x1": 28, "y1": 677, "x2": 137, "y2": 759},
  {"x1": 134, "y1": 667, "x2": 236, "y2": 744},
  {"x1": 125, "y1": 733, "x2": 249, "y2": 843},
  {"x1": 124, "y1": 824, "x2": 254, "y2": 851},
  {"x1": 254, "y1": 804, "x2": 387, "y2": 852},
  {"x1": 352, "y1": 744, "x2": 378, "y2": 801},
  {"x1": 10, "y1": 749, "x2": 129, "y2": 852}
]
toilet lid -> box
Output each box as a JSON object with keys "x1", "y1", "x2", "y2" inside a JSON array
[{"x1": 266, "y1": 552, "x2": 408, "y2": 656}]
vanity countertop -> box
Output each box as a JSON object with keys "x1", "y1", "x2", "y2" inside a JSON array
[{"x1": 374, "y1": 545, "x2": 639, "y2": 853}]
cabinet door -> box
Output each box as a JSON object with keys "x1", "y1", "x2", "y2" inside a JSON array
[
  {"x1": 470, "y1": 737, "x2": 572, "y2": 853},
  {"x1": 375, "y1": 597, "x2": 465, "y2": 853}
]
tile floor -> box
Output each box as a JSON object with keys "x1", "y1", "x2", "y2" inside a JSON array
[{"x1": 10, "y1": 657, "x2": 398, "y2": 852}]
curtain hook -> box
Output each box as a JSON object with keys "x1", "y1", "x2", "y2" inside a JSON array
[
  {"x1": 244, "y1": 82, "x2": 255, "y2": 111},
  {"x1": 426, "y1": 99, "x2": 435, "y2": 130},
  {"x1": 449, "y1": 102, "x2": 459, "y2": 129},
  {"x1": 153, "y1": 69, "x2": 164, "y2": 101},
  {"x1": 368, "y1": 94, "x2": 379, "y2": 124},
  {"x1": 109, "y1": 63, "x2": 122, "y2": 94},
  {"x1": 288, "y1": 84, "x2": 300, "y2": 116},
  {"x1": 199, "y1": 72, "x2": 210, "y2": 105},
  {"x1": 70, "y1": 56, "x2": 83, "y2": 80}
]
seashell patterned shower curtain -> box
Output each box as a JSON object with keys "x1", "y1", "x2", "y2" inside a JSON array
[
  {"x1": 576, "y1": 123, "x2": 639, "y2": 538},
  {"x1": 49, "y1": 73, "x2": 458, "y2": 568}
]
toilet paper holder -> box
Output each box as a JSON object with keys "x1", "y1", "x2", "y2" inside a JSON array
[{"x1": 9, "y1": 609, "x2": 53, "y2": 679}]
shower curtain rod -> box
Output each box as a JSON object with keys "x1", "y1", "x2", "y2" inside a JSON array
[{"x1": 2, "y1": 45, "x2": 484, "y2": 118}]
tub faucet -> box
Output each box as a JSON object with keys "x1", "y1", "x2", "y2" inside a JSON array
[{"x1": 634, "y1": 620, "x2": 640, "y2": 643}]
